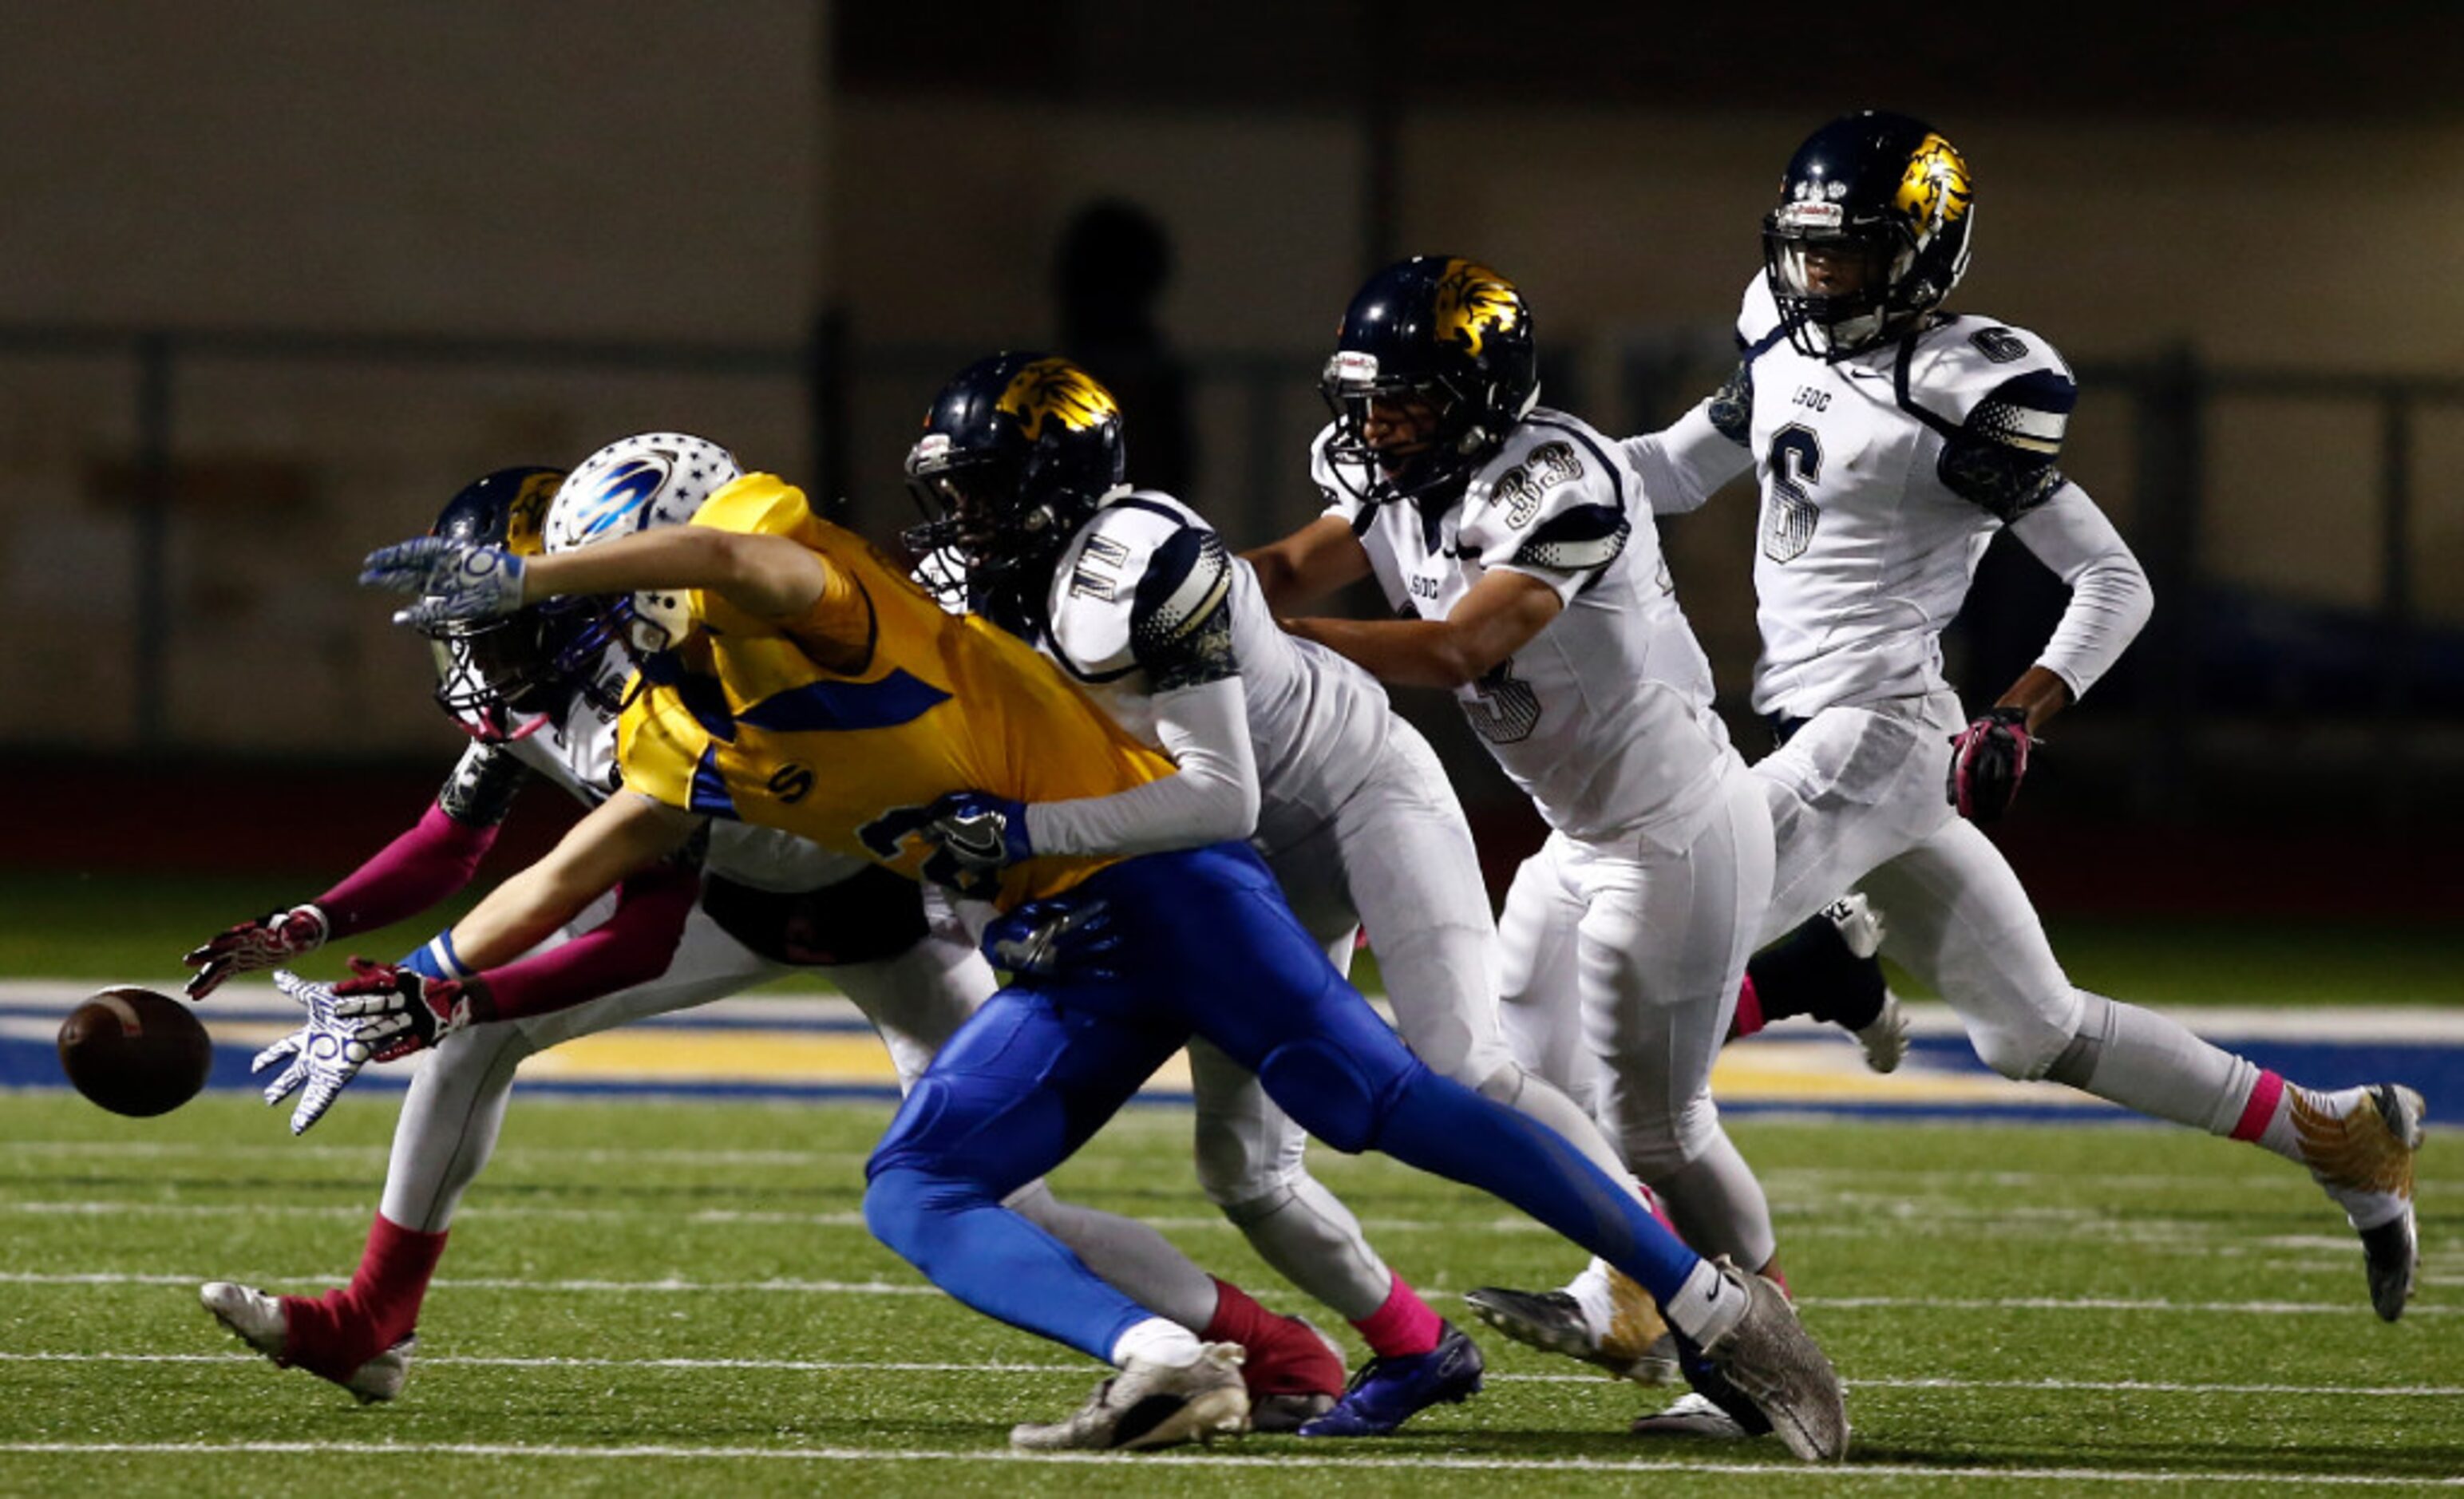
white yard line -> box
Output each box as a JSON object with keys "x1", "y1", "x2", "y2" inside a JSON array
[
  {"x1": 5, "y1": 1350, "x2": 2459, "y2": 1401},
  {"x1": 2, "y1": 1270, "x2": 2450, "y2": 1316},
  {"x1": 0, "y1": 1439, "x2": 2456, "y2": 1486}
]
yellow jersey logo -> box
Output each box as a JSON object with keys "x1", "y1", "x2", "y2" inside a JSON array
[
  {"x1": 1896, "y1": 133, "x2": 1974, "y2": 233},
  {"x1": 1432, "y1": 259, "x2": 1524, "y2": 359},
  {"x1": 998, "y1": 358, "x2": 1120, "y2": 442}
]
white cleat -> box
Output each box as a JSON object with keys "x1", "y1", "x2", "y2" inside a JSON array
[
  {"x1": 1010, "y1": 1342, "x2": 1250, "y2": 1451},
  {"x1": 1853, "y1": 990, "x2": 1910, "y2": 1074},
  {"x1": 1631, "y1": 1390, "x2": 1755, "y2": 1440},
  {"x1": 1820, "y1": 894, "x2": 1885, "y2": 959},
  {"x1": 199, "y1": 1281, "x2": 414, "y2": 1404}
]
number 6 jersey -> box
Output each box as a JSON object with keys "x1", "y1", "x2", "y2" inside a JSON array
[{"x1": 1311, "y1": 409, "x2": 1734, "y2": 847}]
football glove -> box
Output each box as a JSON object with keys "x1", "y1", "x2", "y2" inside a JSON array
[
  {"x1": 1948, "y1": 706, "x2": 2033, "y2": 824},
  {"x1": 183, "y1": 903, "x2": 330, "y2": 999},
  {"x1": 330, "y1": 956, "x2": 485, "y2": 1063},
  {"x1": 983, "y1": 897, "x2": 1123, "y2": 982},
  {"x1": 920, "y1": 792, "x2": 1034, "y2": 876},
  {"x1": 258, "y1": 969, "x2": 374, "y2": 1136},
  {"x1": 359, "y1": 537, "x2": 527, "y2": 629}
]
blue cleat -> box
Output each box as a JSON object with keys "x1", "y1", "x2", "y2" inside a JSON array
[{"x1": 1295, "y1": 1320, "x2": 1485, "y2": 1437}]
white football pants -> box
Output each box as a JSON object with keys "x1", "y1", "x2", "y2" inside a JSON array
[{"x1": 1493, "y1": 753, "x2": 1779, "y2": 1269}]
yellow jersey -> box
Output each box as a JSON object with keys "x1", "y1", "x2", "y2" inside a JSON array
[{"x1": 615, "y1": 474, "x2": 1173, "y2": 908}]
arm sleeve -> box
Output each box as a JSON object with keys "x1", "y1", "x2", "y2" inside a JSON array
[
  {"x1": 1022, "y1": 675, "x2": 1260, "y2": 856},
  {"x1": 312, "y1": 742, "x2": 528, "y2": 938},
  {"x1": 1619, "y1": 375, "x2": 1758, "y2": 519},
  {"x1": 2006, "y1": 482, "x2": 2154, "y2": 701},
  {"x1": 476, "y1": 860, "x2": 701, "y2": 1022}
]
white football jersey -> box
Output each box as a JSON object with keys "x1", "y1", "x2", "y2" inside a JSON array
[
  {"x1": 1313, "y1": 410, "x2": 1731, "y2": 845},
  {"x1": 1724, "y1": 276, "x2": 2080, "y2": 720},
  {"x1": 1036, "y1": 491, "x2": 1394, "y2": 852},
  {"x1": 449, "y1": 648, "x2": 863, "y2": 895}
]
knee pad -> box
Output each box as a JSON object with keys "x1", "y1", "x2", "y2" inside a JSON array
[
  {"x1": 1968, "y1": 993, "x2": 2086, "y2": 1082},
  {"x1": 1254, "y1": 1037, "x2": 1394, "y2": 1154}
]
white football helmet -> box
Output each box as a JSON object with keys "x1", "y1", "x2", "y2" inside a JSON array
[{"x1": 544, "y1": 432, "x2": 742, "y2": 651}]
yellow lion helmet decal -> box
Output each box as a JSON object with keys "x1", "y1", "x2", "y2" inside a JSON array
[
  {"x1": 996, "y1": 357, "x2": 1121, "y2": 444},
  {"x1": 1431, "y1": 259, "x2": 1526, "y2": 360},
  {"x1": 1896, "y1": 132, "x2": 1974, "y2": 239},
  {"x1": 501, "y1": 469, "x2": 564, "y2": 558}
]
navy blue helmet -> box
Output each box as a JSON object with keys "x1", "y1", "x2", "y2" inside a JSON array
[
  {"x1": 1320, "y1": 255, "x2": 1538, "y2": 505},
  {"x1": 1762, "y1": 111, "x2": 1976, "y2": 359},
  {"x1": 423, "y1": 466, "x2": 629, "y2": 742},
  {"x1": 903, "y1": 352, "x2": 1126, "y2": 610}
]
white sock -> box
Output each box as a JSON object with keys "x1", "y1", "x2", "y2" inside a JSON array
[
  {"x1": 1564, "y1": 1256, "x2": 1617, "y2": 1342},
  {"x1": 1659, "y1": 1260, "x2": 1746, "y2": 1346},
  {"x1": 1109, "y1": 1316, "x2": 1204, "y2": 1370}
]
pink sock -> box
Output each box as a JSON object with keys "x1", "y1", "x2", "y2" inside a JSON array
[
  {"x1": 2230, "y1": 1068, "x2": 2287, "y2": 1142},
  {"x1": 1729, "y1": 975, "x2": 1766, "y2": 1042},
  {"x1": 281, "y1": 1212, "x2": 447, "y2": 1380},
  {"x1": 1639, "y1": 1183, "x2": 1680, "y2": 1238},
  {"x1": 1350, "y1": 1274, "x2": 1443, "y2": 1360}
]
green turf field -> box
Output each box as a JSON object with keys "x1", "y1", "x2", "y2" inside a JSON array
[{"x1": 0, "y1": 1091, "x2": 2454, "y2": 1496}]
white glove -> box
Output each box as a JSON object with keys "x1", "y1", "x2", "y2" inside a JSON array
[
  {"x1": 256, "y1": 969, "x2": 374, "y2": 1135},
  {"x1": 360, "y1": 538, "x2": 528, "y2": 629}
]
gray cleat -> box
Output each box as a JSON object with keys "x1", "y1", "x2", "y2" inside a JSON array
[
  {"x1": 1010, "y1": 1342, "x2": 1249, "y2": 1451},
  {"x1": 1695, "y1": 1259, "x2": 1849, "y2": 1463}
]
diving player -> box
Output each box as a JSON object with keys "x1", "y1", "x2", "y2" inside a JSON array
[
  {"x1": 338, "y1": 430, "x2": 1853, "y2": 1458},
  {"x1": 1495, "y1": 110, "x2": 2427, "y2": 1437},
  {"x1": 903, "y1": 350, "x2": 1687, "y2": 1434},
  {"x1": 187, "y1": 456, "x2": 1345, "y2": 1422}
]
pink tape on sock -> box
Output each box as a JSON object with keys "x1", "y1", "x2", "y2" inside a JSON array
[
  {"x1": 2231, "y1": 1069, "x2": 2287, "y2": 1142},
  {"x1": 1350, "y1": 1274, "x2": 1442, "y2": 1360},
  {"x1": 1730, "y1": 975, "x2": 1766, "y2": 1040}
]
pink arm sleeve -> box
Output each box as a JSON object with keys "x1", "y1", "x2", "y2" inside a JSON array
[
  {"x1": 477, "y1": 861, "x2": 701, "y2": 1022},
  {"x1": 314, "y1": 803, "x2": 501, "y2": 939}
]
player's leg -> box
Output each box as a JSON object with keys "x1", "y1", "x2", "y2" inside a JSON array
[
  {"x1": 1730, "y1": 897, "x2": 1906, "y2": 1073},
  {"x1": 1866, "y1": 817, "x2": 2426, "y2": 1319},
  {"x1": 1318, "y1": 723, "x2": 1641, "y2": 1192},
  {"x1": 861, "y1": 983, "x2": 1251, "y2": 1449},
  {"x1": 1122, "y1": 844, "x2": 1846, "y2": 1458}
]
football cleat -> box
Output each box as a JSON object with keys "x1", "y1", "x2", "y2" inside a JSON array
[
  {"x1": 1295, "y1": 1320, "x2": 1484, "y2": 1438},
  {"x1": 198, "y1": 1282, "x2": 414, "y2": 1404},
  {"x1": 1695, "y1": 1259, "x2": 1849, "y2": 1462},
  {"x1": 1631, "y1": 1389, "x2": 1757, "y2": 1441},
  {"x1": 1009, "y1": 1343, "x2": 1248, "y2": 1451},
  {"x1": 2294, "y1": 1083, "x2": 2426, "y2": 1321},
  {"x1": 1853, "y1": 991, "x2": 1910, "y2": 1074},
  {"x1": 1463, "y1": 1269, "x2": 1680, "y2": 1386},
  {"x1": 1241, "y1": 1315, "x2": 1346, "y2": 1434}
]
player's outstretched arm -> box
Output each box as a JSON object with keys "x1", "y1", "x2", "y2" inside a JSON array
[
  {"x1": 1285, "y1": 568, "x2": 1562, "y2": 691},
  {"x1": 1241, "y1": 514, "x2": 1370, "y2": 616},
  {"x1": 448, "y1": 792, "x2": 702, "y2": 973},
  {"x1": 364, "y1": 527, "x2": 831, "y2": 629},
  {"x1": 1620, "y1": 387, "x2": 1757, "y2": 518}
]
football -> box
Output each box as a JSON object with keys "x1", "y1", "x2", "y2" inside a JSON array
[{"x1": 56, "y1": 987, "x2": 216, "y2": 1117}]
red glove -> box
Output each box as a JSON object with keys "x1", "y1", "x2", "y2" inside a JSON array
[
  {"x1": 330, "y1": 956, "x2": 492, "y2": 1062},
  {"x1": 183, "y1": 904, "x2": 330, "y2": 999},
  {"x1": 1947, "y1": 706, "x2": 2032, "y2": 824}
]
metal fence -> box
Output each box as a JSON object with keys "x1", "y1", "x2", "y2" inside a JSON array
[{"x1": 4, "y1": 319, "x2": 2455, "y2": 825}]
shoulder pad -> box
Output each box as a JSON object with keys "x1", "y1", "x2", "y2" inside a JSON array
[
  {"x1": 1043, "y1": 495, "x2": 1211, "y2": 679},
  {"x1": 1904, "y1": 318, "x2": 2074, "y2": 423},
  {"x1": 1737, "y1": 275, "x2": 1783, "y2": 350},
  {"x1": 1465, "y1": 411, "x2": 1628, "y2": 539},
  {"x1": 688, "y1": 473, "x2": 812, "y2": 540}
]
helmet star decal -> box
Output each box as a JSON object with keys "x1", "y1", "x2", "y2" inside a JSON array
[
  {"x1": 1896, "y1": 132, "x2": 1974, "y2": 235},
  {"x1": 1432, "y1": 259, "x2": 1523, "y2": 359},
  {"x1": 998, "y1": 358, "x2": 1121, "y2": 442}
]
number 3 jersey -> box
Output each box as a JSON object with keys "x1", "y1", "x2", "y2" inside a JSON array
[
  {"x1": 1311, "y1": 410, "x2": 1732, "y2": 847},
  {"x1": 1703, "y1": 276, "x2": 2081, "y2": 722}
]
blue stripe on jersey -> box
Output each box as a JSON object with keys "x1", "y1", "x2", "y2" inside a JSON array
[
  {"x1": 735, "y1": 670, "x2": 952, "y2": 734},
  {"x1": 690, "y1": 746, "x2": 740, "y2": 819},
  {"x1": 1995, "y1": 368, "x2": 2079, "y2": 415},
  {"x1": 675, "y1": 673, "x2": 738, "y2": 742}
]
